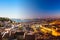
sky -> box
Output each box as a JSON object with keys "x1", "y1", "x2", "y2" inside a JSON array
[{"x1": 0, "y1": 0, "x2": 60, "y2": 19}]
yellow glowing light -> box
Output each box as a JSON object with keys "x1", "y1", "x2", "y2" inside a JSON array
[
  {"x1": 31, "y1": 25, "x2": 38, "y2": 33},
  {"x1": 31, "y1": 24, "x2": 60, "y2": 36}
]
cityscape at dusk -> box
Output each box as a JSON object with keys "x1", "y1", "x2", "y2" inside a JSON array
[{"x1": 0, "y1": 0, "x2": 60, "y2": 40}]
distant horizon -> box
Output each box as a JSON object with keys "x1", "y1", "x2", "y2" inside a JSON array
[{"x1": 0, "y1": 16, "x2": 60, "y2": 20}]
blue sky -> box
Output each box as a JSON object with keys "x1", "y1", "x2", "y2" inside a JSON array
[
  {"x1": 0, "y1": 0, "x2": 19, "y2": 18},
  {"x1": 0, "y1": 0, "x2": 60, "y2": 19}
]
